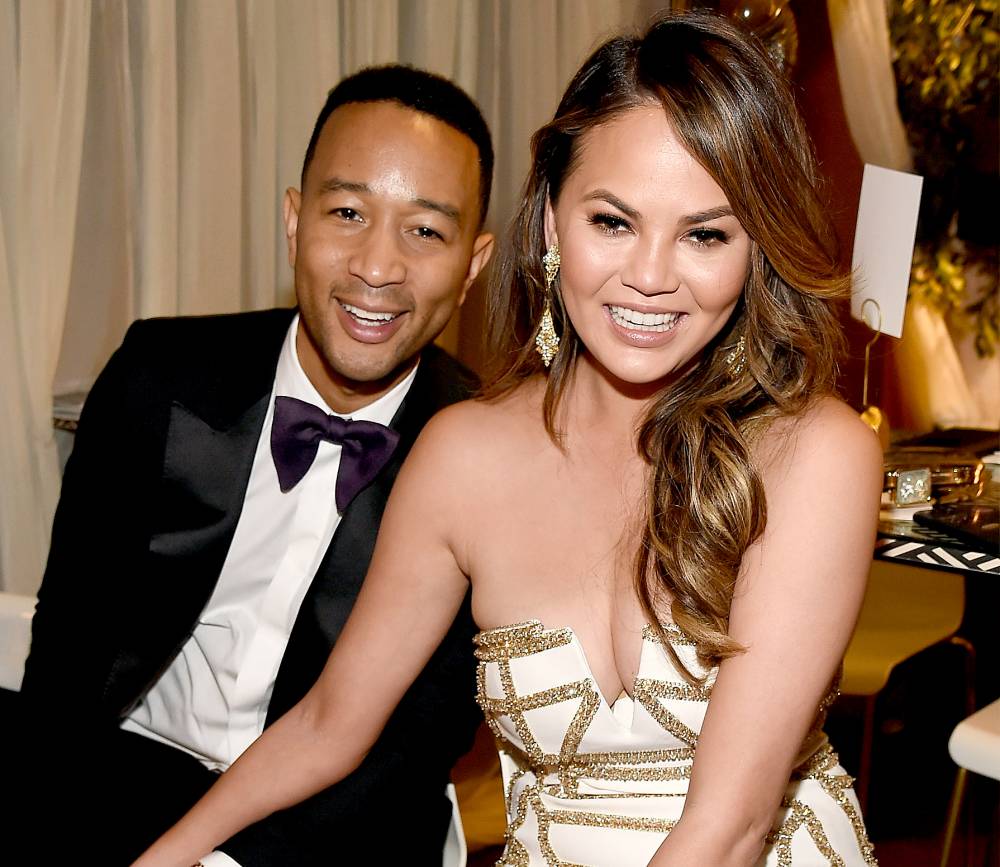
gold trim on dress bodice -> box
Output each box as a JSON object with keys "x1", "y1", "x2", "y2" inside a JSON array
[{"x1": 474, "y1": 620, "x2": 877, "y2": 867}]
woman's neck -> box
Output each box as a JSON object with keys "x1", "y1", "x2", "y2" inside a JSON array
[{"x1": 560, "y1": 352, "x2": 665, "y2": 450}]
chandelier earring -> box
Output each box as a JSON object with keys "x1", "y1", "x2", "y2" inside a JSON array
[
  {"x1": 535, "y1": 244, "x2": 561, "y2": 367},
  {"x1": 723, "y1": 334, "x2": 747, "y2": 379}
]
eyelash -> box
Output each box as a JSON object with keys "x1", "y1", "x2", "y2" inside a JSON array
[
  {"x1": 328, "y1": 209, "x2": 444, "y2": 242},
  {"x1": 687, "y1": 228, "x2": 729, "y2": 247},
  {"x1": 413, "y1": 226, "x2": 444, "y2": 241},
  {"x1": 588, "y1": 213, "x2": 730, "y2": 247},
  {"x1": 588, "y1": 213, "x2": 632, "y2": 235}
]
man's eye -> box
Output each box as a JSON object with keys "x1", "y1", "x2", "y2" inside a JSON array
[
  {"x1": 331, "y1": 207, "x2": 361, "y2": 221},
  {"x1": 414, "y1": 226, "x2": 443, "y2": 241}
]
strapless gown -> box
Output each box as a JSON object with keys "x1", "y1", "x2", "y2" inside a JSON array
[{"x1": 474, "y1": 620, "x2": 877, "y2": 866}]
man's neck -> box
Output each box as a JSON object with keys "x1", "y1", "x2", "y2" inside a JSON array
[
  {"x1": 317, "y1": 361, "x2": 418, "y2": 415},
  {"x1": 294, "y1": 326, "x2": 419, "y2": 415}
]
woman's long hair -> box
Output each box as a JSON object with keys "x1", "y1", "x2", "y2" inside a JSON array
[{"x1": 482, "y1": 12, "x2": 849, "y2": 682}]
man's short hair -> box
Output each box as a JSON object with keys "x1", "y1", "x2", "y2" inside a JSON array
[{"x1": 301, "y1": 65, "x2": 494, "y2": 226}]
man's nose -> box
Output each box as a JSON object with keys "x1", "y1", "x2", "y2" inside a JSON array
[
  {"x1": 620, "y1": 234, "x2": 678, "y2": 296},
  {"x1": 347, "y1": 224, "x2": 406, "y2": 288}
]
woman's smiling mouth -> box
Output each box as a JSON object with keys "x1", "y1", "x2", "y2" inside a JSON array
[{"x1": 606, "y1": 304, "x2": 683, "y2": 333}]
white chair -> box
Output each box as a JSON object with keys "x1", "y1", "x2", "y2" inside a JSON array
[
  {"x1": 941, "y1": 698, "x2": 1000, "y2": 867},
  {"x1": 0, "y1": 591, "x2": 467, "y2": 866},
  {"x1": 0, "y1": 592, "x2": 35, "y2": 691},
  {"x1": 444, "y1": 782, "x2": 468, "y2": 867}
]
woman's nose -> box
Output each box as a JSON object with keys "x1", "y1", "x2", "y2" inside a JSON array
[{"x1": 620, "y1": 234, "x2": 678, "y2": 296}]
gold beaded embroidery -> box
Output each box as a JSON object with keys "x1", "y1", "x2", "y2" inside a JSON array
[
  {"x1": 766, "y1": 745, "x2": 879, "y2": 866},
  {"x1": 475, "y1": 621, "x2": 876, "y2": 866},
  {"x1": 641, "y1": 622, "x2": 698, "y2": 647}
]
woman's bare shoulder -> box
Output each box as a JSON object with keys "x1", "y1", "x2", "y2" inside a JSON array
[
  {"x1": 755, "y1": 395, "x2": 883, "y2": 491},
  {"x1": 411, "y1": 380, "x2": 545, "y2": 471}
]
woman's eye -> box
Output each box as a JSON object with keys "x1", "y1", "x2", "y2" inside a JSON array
[
  {"x1": 687, "y1": 227, "x2": 729, "y2": 246},
  {"x1": 589, "y1": 213, "x2": 633, "y2": 235}
]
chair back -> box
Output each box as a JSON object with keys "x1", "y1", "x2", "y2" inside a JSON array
[{"x1": 0, "y1": 592, "x2": 35, "y2": 692}]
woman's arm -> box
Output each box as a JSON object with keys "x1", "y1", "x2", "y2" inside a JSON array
[
  {"x1": 650, "y1": 398, "x2": 883, "y2": 866},
  {"x1": 132, "y1": 405, "x2": 479, "y2": 867}
]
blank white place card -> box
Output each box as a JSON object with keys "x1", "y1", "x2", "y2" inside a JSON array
[{"x1": 851, "y1": 164, "x2": 923, "y2": 338}]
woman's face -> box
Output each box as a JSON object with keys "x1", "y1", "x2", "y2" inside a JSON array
[{"x1": 545, "y1": 105, "x2": 751, "y2": 388}]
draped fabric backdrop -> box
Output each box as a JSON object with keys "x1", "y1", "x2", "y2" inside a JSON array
[
  {"x1": 6, "y1": 1, "x2": 992, "y2": 594},
  {"x1": 0, "y1": 0, "x2": 672, "y2": 593}
]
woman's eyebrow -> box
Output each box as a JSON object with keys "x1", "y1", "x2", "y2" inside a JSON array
[
  {"x1": 583, "y1": 189, "x2": 641, "y2": 221},
  {"x1": 682, "y1": 206, "x2": 734, "y2": 225}
]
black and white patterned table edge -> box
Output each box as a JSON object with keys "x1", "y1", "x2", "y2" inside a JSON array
[{"x1": 875, "y1": 535, "x2": 1000, "y2": 576}]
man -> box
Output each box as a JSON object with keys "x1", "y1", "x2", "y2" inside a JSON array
[{"x1": 16, "y1": 65, "x2": 494, "y2": 865}]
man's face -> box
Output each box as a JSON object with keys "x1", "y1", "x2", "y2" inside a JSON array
[{"x1": 284, "y1": 100, "x2": 493, "y2": 412}]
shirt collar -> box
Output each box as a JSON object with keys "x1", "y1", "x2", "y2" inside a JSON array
[{"x1": 274, "y1": 313, "x2": 418, "y2": 426}]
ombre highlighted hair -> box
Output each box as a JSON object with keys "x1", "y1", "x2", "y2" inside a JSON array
[{"x1": 483, "y1": 12, "x2": 849, "y2": 681}]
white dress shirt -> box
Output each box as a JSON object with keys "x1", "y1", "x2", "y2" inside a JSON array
[{"x1": 121, "y1": 315, "x2": 416, "y2": 865}]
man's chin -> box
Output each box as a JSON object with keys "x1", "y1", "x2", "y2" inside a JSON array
[{"x1": 327, "y1": 348, "x2": 416, "y2": 390}]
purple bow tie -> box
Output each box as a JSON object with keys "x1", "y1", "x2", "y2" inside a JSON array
[{"x1": 270, "y1": 396, "x2": 400, "y2": 512}]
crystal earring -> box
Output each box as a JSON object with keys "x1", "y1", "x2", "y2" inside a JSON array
[
  {"x1": 535, "y1": 244, "x2": 561, "y2": 367},
  {"x1": 724, "y1": 335, "x2": 747, "y2": 378}
]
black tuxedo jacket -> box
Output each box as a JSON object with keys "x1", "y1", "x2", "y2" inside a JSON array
[{"x1": 20, "y1": 309, "x2": 482, "y2": 864}]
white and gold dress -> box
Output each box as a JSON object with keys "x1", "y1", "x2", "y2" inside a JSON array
[{"x1": 474, "y1": 620, "x2": 878, "y2": 866}]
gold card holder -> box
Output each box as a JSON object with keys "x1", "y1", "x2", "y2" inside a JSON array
[{"x1": 858, "y1": 299, "x2": 890, "y2": 451}]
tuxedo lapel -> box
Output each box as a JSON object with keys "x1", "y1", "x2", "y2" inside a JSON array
[
  {"x1": 106, "y1": 311, "x2": 293, "y2": 713},
  {"x1": 149, "y1": 395, "x2": 269, "y2": 568}
]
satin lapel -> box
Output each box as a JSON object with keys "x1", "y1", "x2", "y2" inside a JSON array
[
  {"x1": 108, "y1": 393, "x2": 270, "y2": 709},
  {"x1": 149, "y1": 396, "x2": 269, "y2": 566}
]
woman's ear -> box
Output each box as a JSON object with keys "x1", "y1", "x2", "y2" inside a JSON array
[{"x1": 543, "y1": 198, "x2": 558, "y2": 250}]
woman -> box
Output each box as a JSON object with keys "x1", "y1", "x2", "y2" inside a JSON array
[{"x1": 137, "y1": 12, "x2": 881, "y2": 866}]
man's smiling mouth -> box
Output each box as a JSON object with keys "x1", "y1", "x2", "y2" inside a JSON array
[{"x1": 339, "y1": 302, "x2": 403, "y2": 324}]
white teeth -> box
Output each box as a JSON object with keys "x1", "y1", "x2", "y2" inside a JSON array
[
  {"x1": 341, "y1": 302, "x2": 398, "y2": 323},
  {"x1": 608, "y1": 305, "x2": 681, "y2": 332}
]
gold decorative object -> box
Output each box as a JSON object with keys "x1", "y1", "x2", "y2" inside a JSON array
[
  {"x1": 883, "y1": 447, "x2": 984, "y2": 506},
  {"x1": 718, "y1": 0, "x2": 798, "y2": 71},
  {"x1": 884, "y1": 466, "x2": 933, "y2": 506}
]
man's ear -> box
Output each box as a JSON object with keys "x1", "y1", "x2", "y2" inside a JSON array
[
  {"x1": 543, "y1": 199, "x2": 558, "y2": 250},
  {"x1": 457, "y1": 232, "x2": 496, "y2": 307},
  {"x1": 282, "y1": 188, "x2": 301, "y2": 268}
]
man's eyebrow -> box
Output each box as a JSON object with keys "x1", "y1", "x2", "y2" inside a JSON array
[
  {"x1": 584, "y1": 189, "x2": 640, "y2": 221},
  {"x1": 316, "y1": 178, "x2": 462, "y2": 226},
  {"x1": 414, "y1": 197, "x2": 461, "y2": 225},
  {"x1": 682, "y1": 206, "x2": 734, "y2": 224},
  {"x1": 317, "y1": 178, "x2": 369, "y2": 195}
]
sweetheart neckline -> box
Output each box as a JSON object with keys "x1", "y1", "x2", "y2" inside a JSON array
[{"x1": 474, "y1": 618, "x2": 689, "y2": 714}]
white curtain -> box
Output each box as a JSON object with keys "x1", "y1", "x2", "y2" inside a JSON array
[
  {"x1": 0, "y1": 2, "x2": 92, "y2": 595},
  {"x1": 827, "y1": 0, "x2": 998, "y2": 433},
  {"x1": 0, "y1": 0, "x2": 662, "y2": 592}
]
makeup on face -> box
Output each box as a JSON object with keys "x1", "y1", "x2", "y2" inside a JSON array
[{"x1": 546, "y1": 105, "x2": 751, "y2": 388}]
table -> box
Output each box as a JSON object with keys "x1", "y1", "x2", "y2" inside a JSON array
[{"x1": 875, "y1": 517, "x2": 999, "y2": 576}]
